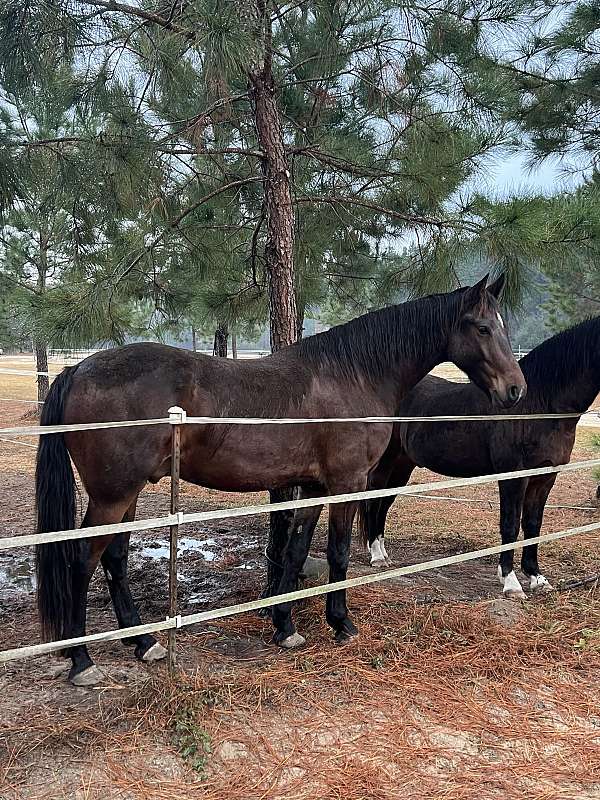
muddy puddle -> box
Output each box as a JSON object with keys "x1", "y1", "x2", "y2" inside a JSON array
[
  {"x1": 136, "y1": 536, "x2": 219, "y2": 562},
  {"x1": 0, "y1": 530, "x2": 263, "y2": 608},
  {"x1": 0, "y1": 553, "x2": 35, "y2": 594},
  {"x1": 129, "y1": 529, "x2": 264, "y2": 610}
]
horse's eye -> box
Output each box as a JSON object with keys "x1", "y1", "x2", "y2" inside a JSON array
[{"x1": 477, "y1": 325, "x2": 490, "y2": 335}]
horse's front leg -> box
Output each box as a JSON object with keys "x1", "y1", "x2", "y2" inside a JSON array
[
  {"x1": 326, "y1": 501, "x2": 359, "y2": 643},
  {"x1": 497, "y1": 478, "x2": 528, "y2": 600},
  {"x1": 521, "y1": 474, "x2": 556, "y2": 592},
  {"x1": 366, "y1": 456, "x2": 415, "y2": 568},
  {"x1": 272, "y1": 496, "x2": 323, "y2": 649}
]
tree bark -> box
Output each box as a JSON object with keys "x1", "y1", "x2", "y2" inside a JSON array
[
  {"x1": 249, "y1": 4, "x2": 298, "y2": 352},
  {"x1": 212, "y1": 321, "x2": 229, "y2": 357},
  {"x1": 231, "y1": 329, "x2": 238, "y2": 359},
  {"x1": 249, "y1": 1, "x2": 299, "y2": 602},
  {"x1": 36, "y1": 228, "x2": 50, "y2": 403},
  {"x1": 34, "y1": 338, "x2": 49, "y2": 403},
  {"x1": 191, "y1": 326, "x2": 197, "y2": 352}
]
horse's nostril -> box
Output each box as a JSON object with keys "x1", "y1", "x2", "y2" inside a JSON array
[{"x1": 508, "y1": 385, "x2": 520, "y2": 403}]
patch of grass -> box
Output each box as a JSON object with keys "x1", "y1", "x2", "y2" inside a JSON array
[
  {"x1": 574, "y1": 628, "x2": 600, "y2": 652},
  {"x1": 370, "y1": 654, "x2": 385, "y2": 670},
  {"x1": 171, "y1": 701, "x2": 212, "y2": 775},
  {"x1": 587, "y1": 433, "x2": 600, "y2": 481},
  {"x1": 298, "y1": 655, "x2": 315, "y2": 672}
]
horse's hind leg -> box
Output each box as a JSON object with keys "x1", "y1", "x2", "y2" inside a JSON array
[
  {"x1": 101, "y1": 499, "x2": 167, "y2": 663},
  {"x1": 521, "y1": 474, "x2": 556, "y2": 591},
  {"x1": 67, "y1": 498, "x2": 137, "y2": 686},
  {"x1": 272, "y1": 495, "x2": 323, "y2": 648},
  {"x1": 367, "y1": 457, "x2": 414, "y2": 568},
  {"x1": 497, "y1": 478, "x2": 528, "y2": 600}
]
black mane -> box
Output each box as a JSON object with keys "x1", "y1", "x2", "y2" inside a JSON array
[
  {"x1": 292, "y1": 288, "x2": 469, "y2": 383},
  {"x1": 521, "y1": 316, "x2": 600, "y2": 404}
]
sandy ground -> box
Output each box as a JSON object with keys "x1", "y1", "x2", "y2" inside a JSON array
[{"x1": 1, "y1": 363, "x2": 600, "y2": 798}]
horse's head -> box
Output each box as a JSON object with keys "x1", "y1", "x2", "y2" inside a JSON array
[{"x1": 448, "y1": 274, "x2": 526, "y2": 409}]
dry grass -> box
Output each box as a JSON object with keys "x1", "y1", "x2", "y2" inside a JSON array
[{"x1": 4, "y1": 587, "x2": 600, "y2": 799}]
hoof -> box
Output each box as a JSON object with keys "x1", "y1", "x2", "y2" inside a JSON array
[
  {"x1": 279, "y1": 632, "x2": 306, "y2": 650},
  {"x1": 530, "y1": 574, "x2": 553, "y2": 593},
  {"x1": 370, "y1": 557, "x2": 388, "y2": 569},
  {"x1": 334, "y1": 619, "x2": 359, "y2": 644},
  {"x1": 70, "y1": 665, "x2": 105, "y2": 687},
  {"x1": 503, "y1": 588, "x2": 527, "y2": 601},
  {"x1": 142, "y1": 642, "x2": 168, "y2": 663},
  {"x1": 500, "y1": 569, "x2": 526, "y2": 600}
]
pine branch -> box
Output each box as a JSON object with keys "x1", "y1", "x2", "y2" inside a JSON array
[
  {"x1": 80, "y1": 0, "x2": 195, "y2": 39},
  {"x1": 295, "y1": 195, "x2": 468, "y2": 230},
  {"x1": 116, "y1": 176, "x2": 264, "y2": 284}
]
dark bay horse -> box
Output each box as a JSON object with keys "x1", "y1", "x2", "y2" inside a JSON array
[
  {"x1": 359, "y1": 316, "x2": 600, "y2": 598},
  {"x1": 35, "y1": 276, "x2": 525, "y2": 685}
]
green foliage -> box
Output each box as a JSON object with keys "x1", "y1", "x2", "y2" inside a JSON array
[
  {"x1": 1, "y1": 0, "x2": 598, "y2": 346},
  {"x1": 504, "y1": 1, "x2": 600, "y2": 174},
  {"x1": 171, "y1": 701, "x2": 212, "y2": 775}
]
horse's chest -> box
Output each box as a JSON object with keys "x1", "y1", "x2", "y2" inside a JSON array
[{"x1": 521, "y1": 427, "x2": 574, "y2": 465}]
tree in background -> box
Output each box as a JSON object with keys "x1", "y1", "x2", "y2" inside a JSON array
[
  {"x1": 470, "y1": 0, "x2": 600, "y2": 328},
  {"x1": 2, "y1": 0, "x2": 580, "y2": 341},
  {"x1": 0, "y1": 74, "x2": 114, "y2": 400}
]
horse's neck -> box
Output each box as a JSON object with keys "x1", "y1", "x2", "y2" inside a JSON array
[
  {"x1": 529, "y1": 362, "x2": 600, "y2": 413},
  {"x1": 300, "y1": 296, "x2": 457, "y2": 408},
  {"x1": 560, "y1": 367, "x2": 600, "y2": 412},
  {"x1": 386, "y1": 343, "x2": 451, "y2": 409}
]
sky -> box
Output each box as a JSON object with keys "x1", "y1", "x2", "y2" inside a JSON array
[{"x1": 486, "y1": 153, "x2": 584, "y2": 196}]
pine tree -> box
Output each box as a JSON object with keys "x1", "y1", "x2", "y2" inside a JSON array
[
  {"x1": 0, "y1": 70, "x2": 120, "y2": 399},
  {"x1": 2, "y1": 0, "x2": 574, "y2": 341}
]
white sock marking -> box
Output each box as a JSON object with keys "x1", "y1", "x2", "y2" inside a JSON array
[
  {"x1": 503, "y1": 570, "x2": 524, "y2": 596},
  {"x1": 530, "y1": 574, "x2": 552, "y2": 590},
  {"x1": 369, "y1": 537, "x2": 385, "y2": 564}
]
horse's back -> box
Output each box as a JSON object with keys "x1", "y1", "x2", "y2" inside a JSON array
[{"x1": 57, "y1": 341, "x2": 390, "y2": 496}]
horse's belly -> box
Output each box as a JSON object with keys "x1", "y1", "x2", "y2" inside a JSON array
[{"x1": 181, "y1": 433, "x2": 320, "y2": 492}]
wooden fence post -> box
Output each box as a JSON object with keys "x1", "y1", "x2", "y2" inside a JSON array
[{"x1": 167, "y1": 406, "x2": 185, "y2": 675}]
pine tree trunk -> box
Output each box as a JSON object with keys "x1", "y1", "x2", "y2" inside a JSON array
[
  {"x1": 231, "y1": 330, "x2": 238, "y2": 359},
  {"x1": 213, "y1": 322, "x2": 229, "y2": 357},
  {"x1": 249, "y1": 1, "x2": 299, "y2": 603},
  {"x1": 249, "y1": 5, "x2": 298, "y2": 352},
  {"x1": 191, "y1": 326, "x2": 197, "y2": 352},
  {"x1": 34, "y1": 339, "x2": 49, "y2": 403},
  {"x1": 36, "y1": 228, "x2": 50, "y2": 403}
]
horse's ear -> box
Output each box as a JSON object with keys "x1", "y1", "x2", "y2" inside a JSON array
[
  {"x1": 462, "y1": 274, "x2": 489, "y2": 310},
  {"x1": 487, "y1": 273, "x2": 506, "y2": 300}
]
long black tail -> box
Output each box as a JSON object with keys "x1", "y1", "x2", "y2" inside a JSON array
[{"x1": 35, "y1": 366, "x2": 78, "y2": 641}]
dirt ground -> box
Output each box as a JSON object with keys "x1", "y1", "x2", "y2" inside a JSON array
[{"x1": 2, "y1": 373, "x2": 600, "y2": 799}]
